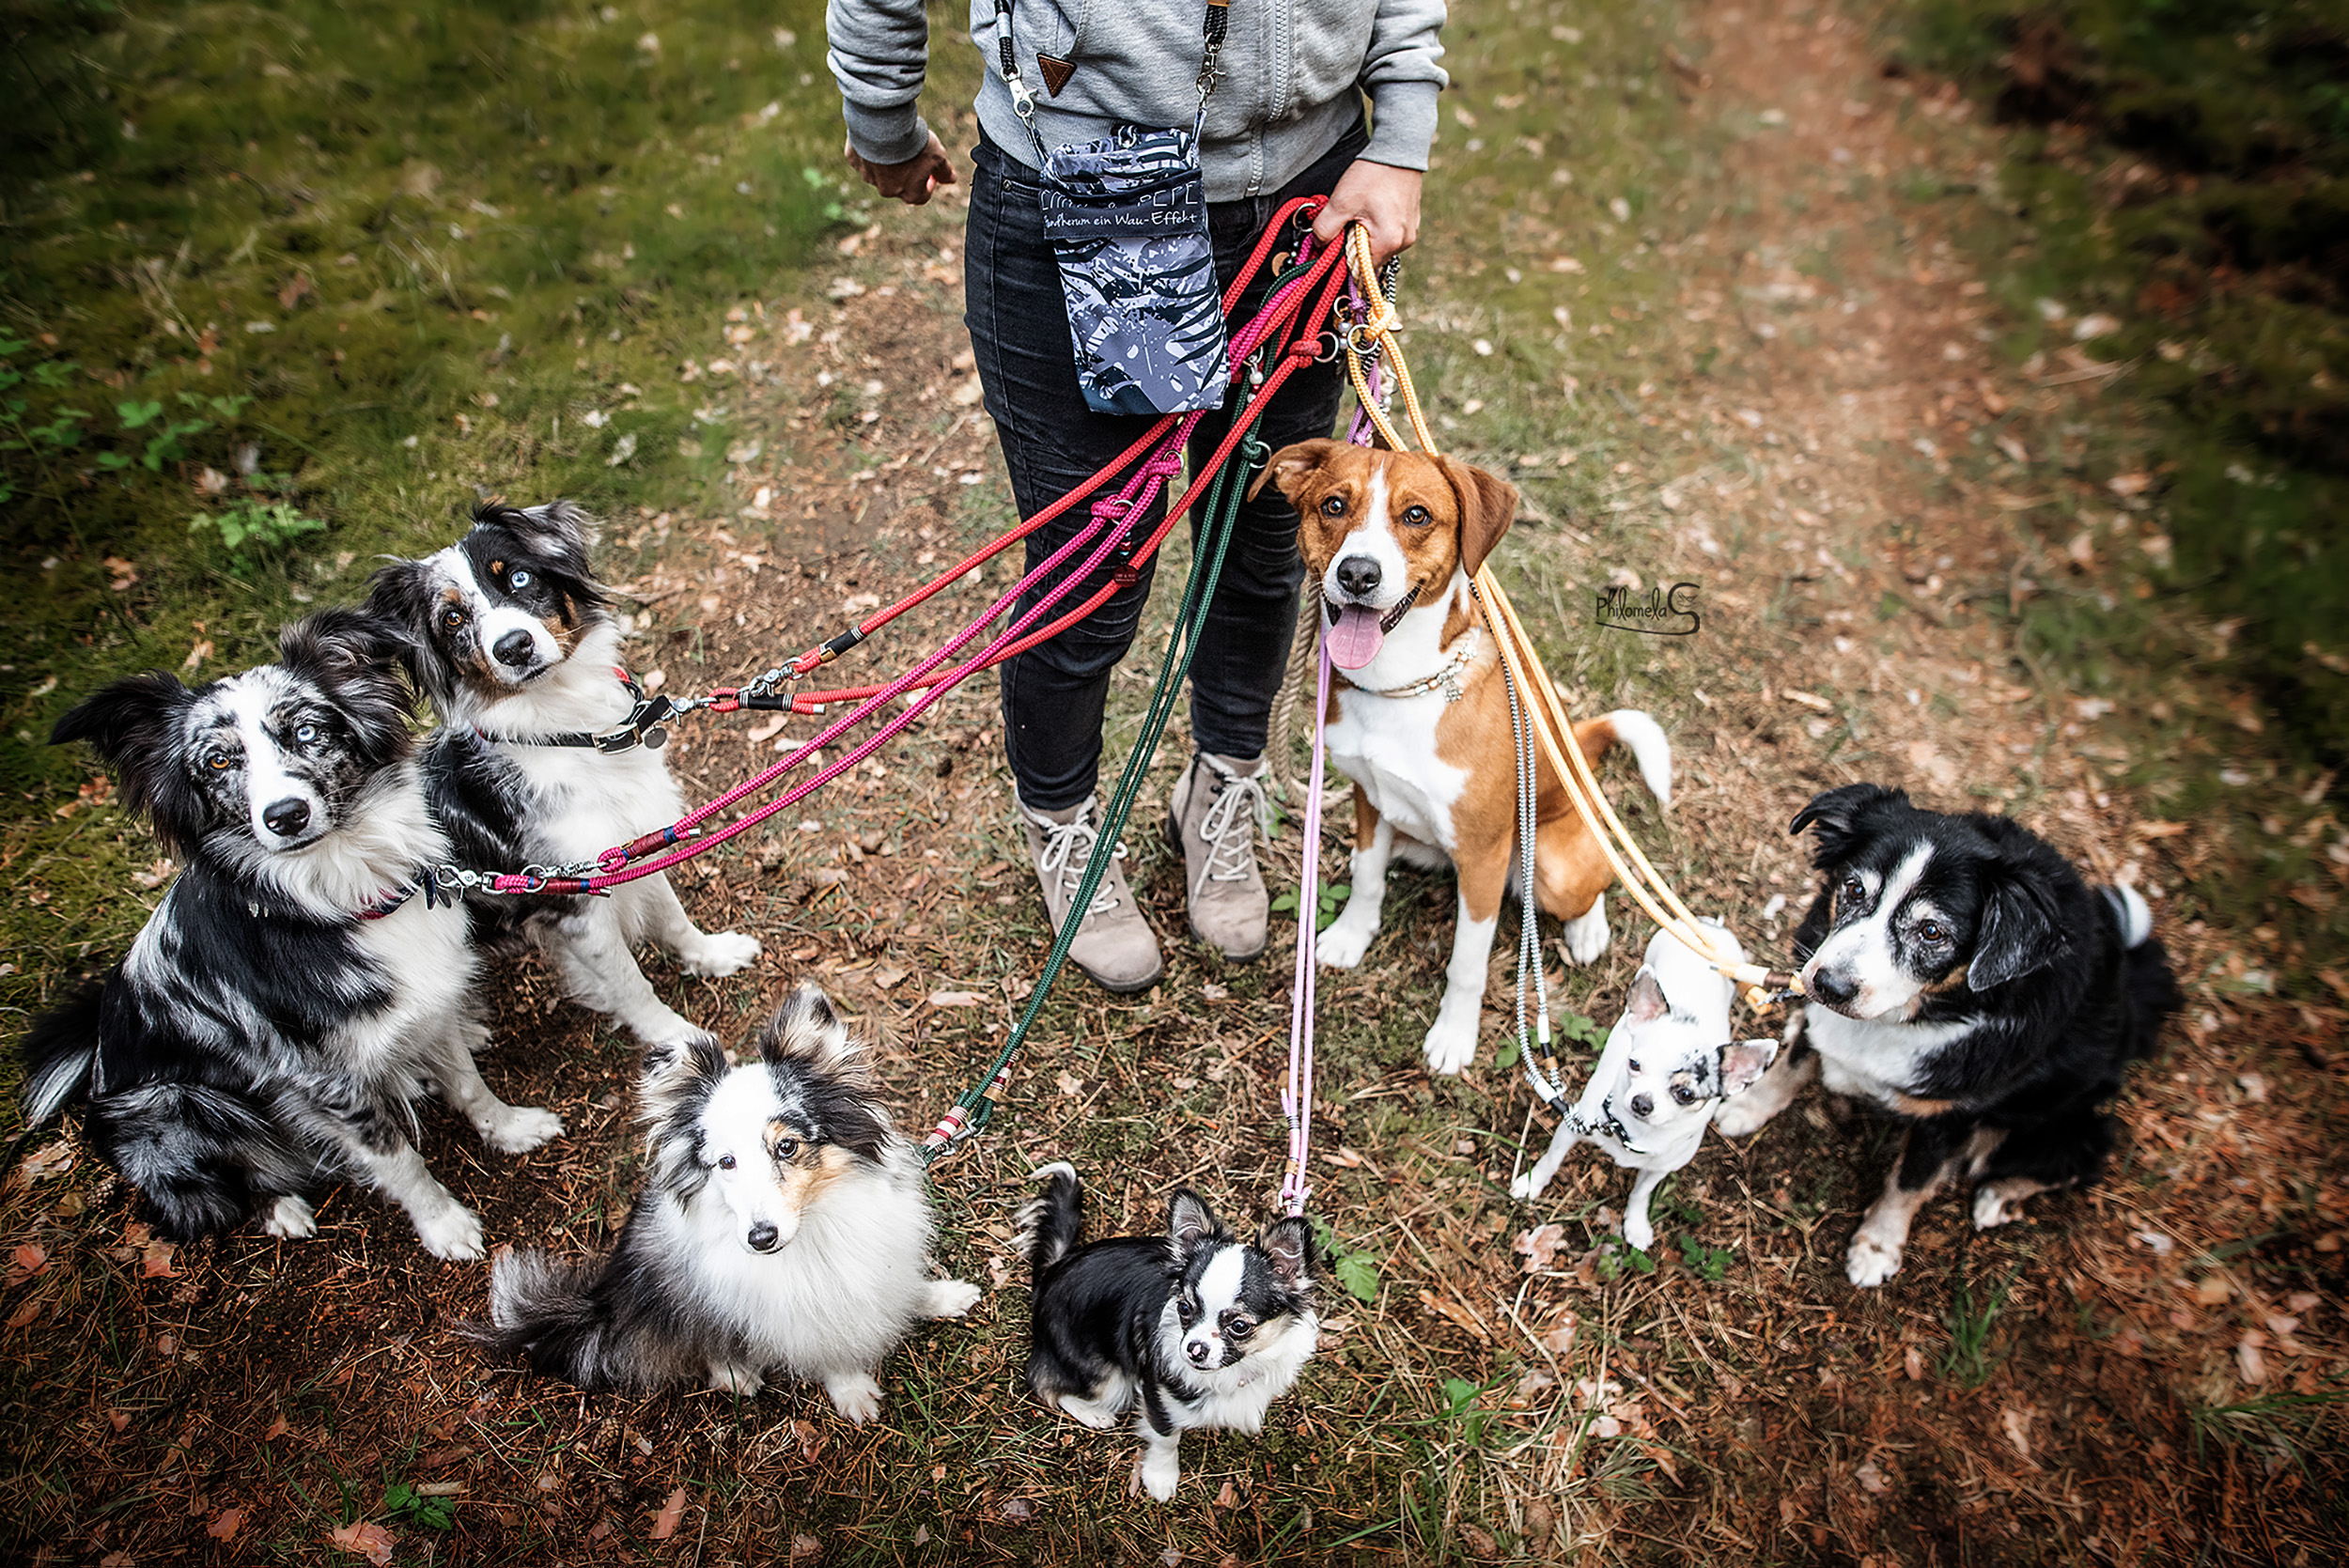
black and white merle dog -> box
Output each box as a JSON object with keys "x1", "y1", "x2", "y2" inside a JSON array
[
  {"x1": 21, "y1": 611, "x2": 561, "y2": 1258},
  {"x1": 1717, "y1": 784, "x2": 2181, "y2": 1287},
  {"x1": 367, "y1": 502, "x2": 758, "y2": 1050},
  {"x1": 1022, "y1": 1167, "x2": 1318, "y2": 1499}
]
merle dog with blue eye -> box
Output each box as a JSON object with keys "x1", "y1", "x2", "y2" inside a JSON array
[
  {"x1": 1021, "y1": 1166, "x2": 1318, "y2": 1500},
  {"x1": 1713, "y1": 784, "x2": 2181, "y2": 1287}
]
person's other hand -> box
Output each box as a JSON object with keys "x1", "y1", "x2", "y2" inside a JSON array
[
  {"x1": 1313, "y1": 161, "x2": 1423, "y2": 267},
  {"x1": 847, "y1": 132, "x2": 957, "y2": 206}
]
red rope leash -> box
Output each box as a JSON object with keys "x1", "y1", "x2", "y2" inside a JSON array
[{"x1": 461, "y1": 212, "x2": 1348, "y2": 899}]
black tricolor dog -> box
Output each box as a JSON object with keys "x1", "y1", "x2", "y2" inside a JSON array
[
  {"x1": 1022, "y1": 1166, "x2": 1317, "y2": 1499},
  {"x1": 21, "y1": 610, "x2": 560, "y2": 1257},
  {"x1": 367, "y1": 501, "x2": 758, "y2": 1051},
  {"x1": 1715, "y1": 784, "x2": 2181, "y2": 1286}
]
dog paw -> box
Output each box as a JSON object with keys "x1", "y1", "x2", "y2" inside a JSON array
[
  {"x1": 1133, "y1": 1451, "x2": 1180, "y2": 1502},
  {"x1": 1623, "y1": 1214, "x2": 1656, "y2": 1252},
  {"x1": 1710, "y1": 1094, "x2": 1779, "y2": 1139},
  {"x1": 1971, "y1": 1185, "x2": 2030, "y2": 1231},
  {"x1": 263, "y1": 1194, "x2": 318, "y2": 1239},
  {"x1": 824, "y1": 1373, "x2": 883, "y2": 1424},
  {"x1": 1315, "y1": 917, "x2": 1375, "y2": 970},
  {"x1": 1559, "y1": 898, "x2": 1610, "y2": 966},
  {"x1": 1508, "y1": 1171, "x2": 1542, "y2": 1201},
  {"x1": 485, "y1": 1106, "x2": 565, "y2": 1155},
  {"x1": 1421, "y1": 1010, "x2": 1480, "y2": 1077},
  {"x1": 1056, "y1": 1395, "x2": 1122, "y2": 1431},
  {"x1": 413, "y1": 1203, "x2": 486, "y2": 1263},
  {"x1": 927, "y1": 1280, "x2": 983, "y2": 1318},
  {"x1": 1844, "y1": 1232, "x2": 1903, "y2": 1289},
  {"x1": 708, "y1": 1361, "x2": 766, "y2": 1396},
  {"x1": 681, "y1": 931, "x2": 761, "y2": 978}
]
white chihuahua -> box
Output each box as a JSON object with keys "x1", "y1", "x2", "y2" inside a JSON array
[{"x1": 1510, "y1": 923, "x2": 1776, "y2": 1251}]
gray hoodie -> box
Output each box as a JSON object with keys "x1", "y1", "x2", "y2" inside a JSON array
[{"x1": 828, "y1": 0, "x2": 1448, "y2": 203}]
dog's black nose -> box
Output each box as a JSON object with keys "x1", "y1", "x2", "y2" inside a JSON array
[
  {"x1": 1186, "y1": 1339, "x2": 1212, "y2": 1366},
  {"x1": 1334, "y1": 554, "x2": 1382, "y2": 598},
  {"x1": 262, "y1": 798, "x2": 311, "y2": 838},
  {"x1": 1811, "y1": 968, "x2": 1859, "y2": 1006},
  {"x1": 491, "y1": 629, "x2": 538, "y2": 669},
  {"x1": 1629, "y1": 1092, "x2": 1654, "y2": 1119},
  {"x1": 746, "y1": 1221, "x2": 780, "y2": 1252}
]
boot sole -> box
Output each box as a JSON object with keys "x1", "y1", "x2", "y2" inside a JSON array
[{"x1": 1163, "y1": 813, "x2": 1270, "y2": 963}]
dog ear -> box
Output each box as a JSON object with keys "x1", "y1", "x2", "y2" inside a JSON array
[
  {"x1": 1718, "y1": 1040, "x2": 1779, "y2": 1096},
  {"x1": 1968, "y1": 866, "x2": 2065, "y2": 991},
  {"x1": 638, "y1": 1033, "x2": 727, "y2": 1124},
  {"x1": 754, "y1": 984, "x2": 873, "y2": 1086},
  {"x1": 1166, "y1": 1189, "x2": 1225, "y2": 1265},
  {"x1": 1252, "y1": 438, "x2": 1343, "y2": 503},
  {"x1": 363, "y1": 558, "x2": 453, "y2": 701},
  {"x1": 1790, "y1": 783, "x2": 1906, "y2": 866},
  {"x1": 484, "y1": 497, "x2": 600, "y2": 554},
  {"x1": 53, "y1": 672, "x2": 204, "y2": 854},
  {"x1": 1255, "y1": 1215, "x2": 1316, "y2": 1290},
  {"x1": 1435, "y1": 454, "x2": 1518, "y2": 577},
  {"x1": 1625, "y1": 967, "x2": 1670, "y2": 1023}
]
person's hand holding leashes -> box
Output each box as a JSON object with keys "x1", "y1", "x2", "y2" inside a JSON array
[{"x1": 1313, "y1": 160, "x2": 1423, "y2": 267}]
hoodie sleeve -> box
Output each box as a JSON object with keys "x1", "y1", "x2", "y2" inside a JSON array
[
  {"x1": 1360, "y1": 0, "x2": 1449, "y2": 172},
  {"x1": 826, "y1": 0, "x2": 935, "y2": 166}
]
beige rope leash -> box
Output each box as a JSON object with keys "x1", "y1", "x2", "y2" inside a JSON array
[{"x1": 1334, "y1": 226, "x2": 1801, "y2": 1007}]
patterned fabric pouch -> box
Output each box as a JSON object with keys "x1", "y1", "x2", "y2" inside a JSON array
[{"x1": 1039, "y1": 124, "x2": 1229, "y2": 416}]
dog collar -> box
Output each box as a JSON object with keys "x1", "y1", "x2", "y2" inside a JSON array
[
  {"x1": 474, "y1": 668, "x2": 677, "y2": 754},
  {"x1": 1339, "y1": 631, "x2": 1484, "y2": 704},
  {"x1": 355, "y1": 867, "x2": 444, "y2": 922}
]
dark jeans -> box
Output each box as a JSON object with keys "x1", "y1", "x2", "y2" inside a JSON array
[{"x1": 965, "y1": 123, "x2": 1363, "y2": 812}]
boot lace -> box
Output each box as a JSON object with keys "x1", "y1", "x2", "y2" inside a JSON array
[
  {"x1": 1028, "y1": 799, "x2": 1128, "y2": 918},
  {"x1": 1193, "y1": 756, "x2": 1270, "y2": 889}
]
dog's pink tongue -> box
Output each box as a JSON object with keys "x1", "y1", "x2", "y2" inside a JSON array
[{"x1": 1327, "y1": 605, "x2": 1386, "y2": 670}]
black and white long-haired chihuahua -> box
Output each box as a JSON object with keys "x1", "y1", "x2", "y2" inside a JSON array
[
  {"x1": 20, "y1": 611, "x2": 561, "y2": 1258},
  {"x1": 1718, "y1": 784, "x2": 2182, "y2": 1286},
  {"x1": 367, "y1": 501, "x2": 759, "y2": 1050},
  {"x1": 479, "y1": 985, "x2": 980, "y2": 1420},
  {"x1": 1022, "y1": 1166, "x2": 1318, "y2": 1499}
]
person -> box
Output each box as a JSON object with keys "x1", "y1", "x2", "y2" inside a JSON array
[{"x1": 827, "y1": 0, "x2": 1447, "y2": 992}]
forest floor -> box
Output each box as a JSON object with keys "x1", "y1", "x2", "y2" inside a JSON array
[{"x1": 4, "y1": 1, "x2": 2342, "y2": 1564}]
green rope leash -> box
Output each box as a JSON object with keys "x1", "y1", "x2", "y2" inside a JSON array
[{"x1": 921, "y1": 430, "x2": 1271, "y2": 1166}]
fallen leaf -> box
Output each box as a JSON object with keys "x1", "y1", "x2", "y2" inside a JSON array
[
  {"x1": 1903, "y1": 1345, "x2": 1925, "y2": 1381},
  {"x1": 265, "y1": 1414, "x2": 290, "y2": 1440},
  {"x1": 1538, "y1": 1313, "x2": 1578, "y2": 1355},
  {"x1": 1056, "y1": 1072, "x2": 1083, "y2": 1096},
  {"x1": 1459, "y1": 1522, "x2": 1498, "y2": 1558},
  {"x1": 1999, "y1": 1405, "x2": 2034, "y2": 1462},
  {"x1": 790, "y1": 1534, "x2": 820, "y2": 1560},
  {"x1": 1513, "y1": 1223, "x2": 1567, "y2": 1273},
  {"x1": 182, "y1": 639, "x2": 213, "y2": 673},
  {"x1": 648, "y1": 1486, "x2": 688, "y2": 1540},
  {"x1": 7, "y1": 1299, "x2": 41, "y2": 1329},
  {"x1": 1856, "y1": 1459, "x2": 1889, "y2": 1496},
  {"x1": 2237, "y1": 1333, "x2": 2269, "y2": 1385},
  {"x1": 2195, "y1": 1274, "x2": 2232, "y2": 1305},
  {"x1": 999, "y1": 1497, "x2": 1033, "y2": 1524},
  {"x1": 926, "y1": 990, "x2": 983, "y2": 1007},
  {"x1": 141, "y1": 1240, "x2": 179, "y2": 1278},
  {"x1": 9, "y1": 1244, "x2": 46, "y2": 1278},
  {"x1": 329, "y1": 1520, "x2": 395, "y2": 1564},
  {"x1": 208, "y1": 1507, "x2": 246, "y2": 1542}
]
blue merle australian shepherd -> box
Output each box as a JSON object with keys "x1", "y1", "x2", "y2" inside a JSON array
[
  {"x1": 366, "y1": 501, "x2": 758, "y2": 1052},
  {"x1": 20, "y1": 610, "x2": 562, "y2": 1258},
  {"x1": 1716, "y1": 784, "x2": 2182, "y2": 1286}
]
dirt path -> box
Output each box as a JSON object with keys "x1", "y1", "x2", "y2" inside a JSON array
[{"x1": 4, "y1": 3, "x2": 2340, "y2": 1564}]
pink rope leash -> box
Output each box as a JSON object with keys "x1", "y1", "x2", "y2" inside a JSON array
[{"x1": 1280, "y1": 638, "x2": 1332, "y2": 1219}]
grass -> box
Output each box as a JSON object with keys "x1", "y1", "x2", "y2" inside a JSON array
[
  {"x1": 1939, "y1": 1258, "x2": 2021, "y2": 1387},
  {"x1": 1886, "y1": 0, "x2": 2349, "y2": 756},
  {"x1": 0, "y1": 0, "x2": 864, "y2": 1017}
]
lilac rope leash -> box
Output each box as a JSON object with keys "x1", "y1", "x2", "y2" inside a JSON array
[{"x1": 1280, "y1": 637, "x2": 1332, "y2": 1218}]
